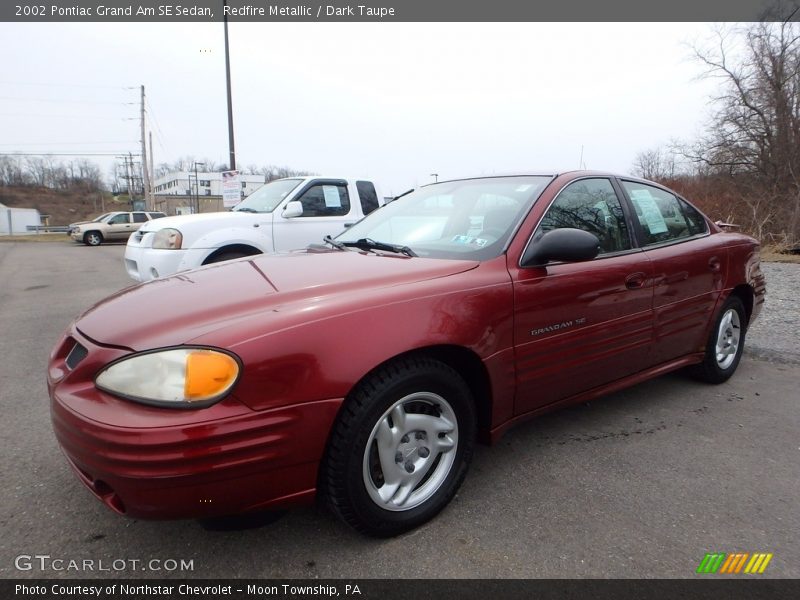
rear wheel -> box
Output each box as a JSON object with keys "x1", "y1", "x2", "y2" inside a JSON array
[
  {"x1": 83, "y1": 231, "x2": 103, "y2": 246},
  {"x1": 322, "y1": 357, "x2": 476, "y2": 537},
  {"x1": 691, "y1": 296, "x2": 747, "y2": 384}
]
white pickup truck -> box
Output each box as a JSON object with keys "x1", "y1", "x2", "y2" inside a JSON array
[{"x1": 124, "y1": 176, "x2": 383, "y2": 282}]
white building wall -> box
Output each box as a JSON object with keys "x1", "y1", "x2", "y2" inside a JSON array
[
  {"x1": 0, "y1": 204, "x2": 41, "y2": 234},
  {"x1": 152, "y1": 171, "x2": 268, "y2": 199}
]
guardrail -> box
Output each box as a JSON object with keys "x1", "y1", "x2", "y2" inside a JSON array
[{"x1": 25, "y1": 225, "x2": 71, "y2": 233}]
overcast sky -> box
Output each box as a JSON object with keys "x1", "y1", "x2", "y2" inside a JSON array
[{"x1": 0, "y1": 22, "x2": 720, "y2": 195}]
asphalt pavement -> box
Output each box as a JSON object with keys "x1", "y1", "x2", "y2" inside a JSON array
[{"x1": 0, "y1": 242, "x2": 797, "y2": 579}]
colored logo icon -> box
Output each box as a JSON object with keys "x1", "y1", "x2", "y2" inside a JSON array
[{"x1": 697, "y1": 552, "x2": 773, "y2": 574}]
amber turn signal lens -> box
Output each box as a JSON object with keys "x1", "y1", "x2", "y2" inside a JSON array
[{"x1": 184, "y1": 350, "x2": 239, "y2": 401}]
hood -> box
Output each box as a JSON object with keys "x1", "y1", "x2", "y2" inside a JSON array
[
  {"x1": 139, "y1": 210, "x2": 268, "y2": 232},
  {"x1": 75, "y1": 250, "x2": 479, "y2": 351}
]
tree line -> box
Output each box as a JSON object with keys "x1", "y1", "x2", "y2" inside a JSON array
[
  {"x1": 152, "y1": 157, "x2": 312, "y2": 181},
  {"x1": 0, "y1": 156, "x2": 104, "y2": 192},
  {"x1": 632, "y1": 22, "x2": 800, "y2": 246}
]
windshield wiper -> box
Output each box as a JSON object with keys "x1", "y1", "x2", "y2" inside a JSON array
[
  {"x1": 340, "y1": 238, "x2": 416, "y2": 257},
  {"x1": 233, "y1": 207, "x2": 259, "y2": 213},
  {"x1": 323, "y1": 235, "x2": 346, "y2": 250}
]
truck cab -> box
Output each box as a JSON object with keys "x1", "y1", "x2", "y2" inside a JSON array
[{"x1": 125, "y1": 176, "x2": 383, "y2": 282}]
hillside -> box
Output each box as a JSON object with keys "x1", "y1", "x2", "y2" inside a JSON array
[{"x1": 0, "y1": 186, "x2": 130, "y2": 226}]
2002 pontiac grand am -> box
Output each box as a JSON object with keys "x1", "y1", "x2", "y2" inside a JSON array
[{"x1": 48, "y1": 171, "x2": 765, "y2": 536}]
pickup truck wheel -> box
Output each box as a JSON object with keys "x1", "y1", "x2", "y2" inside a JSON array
[
  {"x1": 204, "y1": 250, "x2": 256, "y2": 264},
  {"x1": 83, "y1": 231, "x2": 103, "y2": 246},
  {"x1": 322, "y1": 357, "x2": 475, "y2": 537},
  {"x1": 691, "y1": 296, "x2": 747, "y2": 384}
]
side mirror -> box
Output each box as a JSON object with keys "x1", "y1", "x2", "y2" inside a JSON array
[
  {"x1": 521, "y1": 228, "x2": 600, "y2": 268},
  {"x1": 282, "y1": 201, "x2": 303, "y2": 219}
]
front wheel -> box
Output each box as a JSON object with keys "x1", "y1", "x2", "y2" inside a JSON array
[
  {"x1": 322, "y1": 357, "x2": 476, "y2": 537},
  {"x1": 691, "y1": 296, "x2": 747, "y2": 384},
  {"x1": 83, "y1": 231, "x2": 103, "y2": 246}
]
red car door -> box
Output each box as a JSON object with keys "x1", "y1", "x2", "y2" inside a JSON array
[
  {"x1": 617, "y1": 179, "x2": 726, "y2": 365},
  {"x1": 509, "y1": 177, "x2": 655, "y2": 415}
]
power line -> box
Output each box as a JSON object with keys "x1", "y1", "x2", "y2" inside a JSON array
[
  {"x1": 0, "y1": 141, "x2": 139, "y2": 146},
  {"x1": 0, "y1": 152, "x2": 140, "y2": 157},
  {"x1": 0, "y1": 113, "x2": 133, "y2": 120},
  {"x1": 145, "y1": 100, "x2": 169, "y2": 153},
  {"x1": 0, "y1": 81, "x2": 138, "y2": 90},
  {"x1": 0, "y1": 96, "x2": 137, "y2": 105}
]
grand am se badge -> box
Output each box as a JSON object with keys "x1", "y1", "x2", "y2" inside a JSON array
[{"x1": 530, "y1": 318, "x2": 587, "y2": 337}]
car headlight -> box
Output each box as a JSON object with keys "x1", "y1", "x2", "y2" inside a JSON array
[
  {"x1": 95, "y1": 347, "x2": 240, "y2": 408},
  {"x1": 152, "y1": 228, "x2": 183, "y2": 249}
]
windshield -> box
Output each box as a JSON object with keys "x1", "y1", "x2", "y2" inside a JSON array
[
  {"x1": 232, "y1": 178, "x2": 303, "y2": 213},
  {"x1": 336, "y1": 176, "x2": 551, "y2": 260},
  {"x1": 92, "y1": 213, "x2": 111, "y2": 222}
]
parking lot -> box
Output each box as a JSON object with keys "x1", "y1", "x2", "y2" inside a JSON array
[{"x1": 0, "y1": 240, "x2": 798, "y2": 579}]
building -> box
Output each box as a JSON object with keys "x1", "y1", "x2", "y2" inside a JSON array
[
  {"x1": 152, "y1": 171, "x2": 269, "y2": 215},
  {"x1": 0, "y1": 203, "x2": 41, "y2": 234}
]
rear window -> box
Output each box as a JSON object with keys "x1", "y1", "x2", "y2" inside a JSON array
[{"x1": 357, "y1": 181, "x2": 380, "y2": 215}]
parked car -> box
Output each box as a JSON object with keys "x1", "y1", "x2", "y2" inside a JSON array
[
  {"x1": 70, "y1": 211, "x2": 166, "y2": 246},
  {"x1": 49, "y1": 171, "x2": 765, "y2": 537},
  {"x1": 124, "y1": 176, "x2": 384, "y2": 281},
  {"x1": 68, "y1": 213, "x2": 112, "y2": 231}
]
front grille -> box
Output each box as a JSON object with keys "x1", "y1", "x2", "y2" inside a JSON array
[{"x1": 65, "y1": 342, "x2": 88, "y2": 370}]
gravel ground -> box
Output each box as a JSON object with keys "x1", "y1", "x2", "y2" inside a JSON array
[{"x1": 745, "y1": 262, "x2": 800, "y2": 363}]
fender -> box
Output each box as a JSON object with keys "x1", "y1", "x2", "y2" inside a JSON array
[{"x1": 179, "y1": 227, "x2": 274, "y2": 270}]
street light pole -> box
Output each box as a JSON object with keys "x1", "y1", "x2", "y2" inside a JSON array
[
  {"x1": 192, "y1": 161, "x2": 206, "y2": 214},
  {"x1": 223, "y1": 0, "x2": 236, "y2": 170},
  {"x1": 193, "y1": 163, "x2": 199, "y2": 214},
  {"x1": 430, "y1": 173, "x2": 439, "y2": 183}
]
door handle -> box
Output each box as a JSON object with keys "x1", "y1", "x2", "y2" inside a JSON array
[
  {"x1": 625, "y1": 272, "x2": 646, "y2": 289},
  {"x1": 343, "y1": 222, "x2": 355, "y2": 228},
  {"x1": 708, "y1": 257, "x2": 721, "y2": 273}
]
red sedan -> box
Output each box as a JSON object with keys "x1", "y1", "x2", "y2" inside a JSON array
[{"x1": 48, "y1": 172, "x2": 765, "y2": 536}]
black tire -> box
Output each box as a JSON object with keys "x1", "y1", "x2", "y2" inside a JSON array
[
  {"x1": 204, "y1": 250, "x2": 256, "y2": 265},
  {"x1": 690, "y1": 296, "x2": 747, "y2": 384},
  {"x1": 321, "y1": 356, "x2": 476, "y2": 537},
  {"x1": 83, "y1": 231, "x2": 103, "y2": 246}
]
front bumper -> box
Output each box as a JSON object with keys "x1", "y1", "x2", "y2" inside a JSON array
[
  {"x1": 48, "y1": 329, "x2": 343, "y2": 519},
  {"x1": 124, "y1": 240, "x2": 189, "y2": 282}
]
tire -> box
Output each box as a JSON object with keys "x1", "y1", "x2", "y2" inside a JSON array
[
  {"x1": 204, "y1": 250, "x2": 256, "y2": 265},
  {"x1": 83, "y1": 231, "x2": 103, "y2": 246},
  {"x1": 322, "y1": 356, "x2": 476, "y2": 537},
  {"x1": 691, "y1": 296, "x2": 747, "y2": 384}
]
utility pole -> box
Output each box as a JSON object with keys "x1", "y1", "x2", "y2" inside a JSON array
[
  {"x1": 140, "y1": 85, "x2": 152, "y2": 210},
  {"x1": 149, "y1": 131, "x2": 155, "y2": 209},
  {"x1": 223, "y1": 0, "x2": 236, "y2": 170},
  {"x1": 122, "y1": 154, "x2": 133, "y2": 208}
]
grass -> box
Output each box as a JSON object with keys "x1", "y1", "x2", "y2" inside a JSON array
[
  {"x1": 0, "y1": 233, "x2": 71, "y2": 243},
  {"x1": 761, "y1": 248, "x2": 800, "y2": 264}
]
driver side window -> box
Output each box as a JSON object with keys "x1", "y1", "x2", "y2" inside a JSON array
[
  {"x1": 109, "y1": 214, "x2": 130, "y2": 225},
  {"x1": 295, "y1": 184, "x2": 351, "y2": 217},
  {"x1": 537, "y1": 178, "x2": 631, "y2": 254}
]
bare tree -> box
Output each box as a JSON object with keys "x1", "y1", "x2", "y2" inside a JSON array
[
  {"x1": 682, "y1": 21, "x2": 800, "y2": 241},
  {"x1": 632, "y1": 147, "x2": 678, "y2": 180}
]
